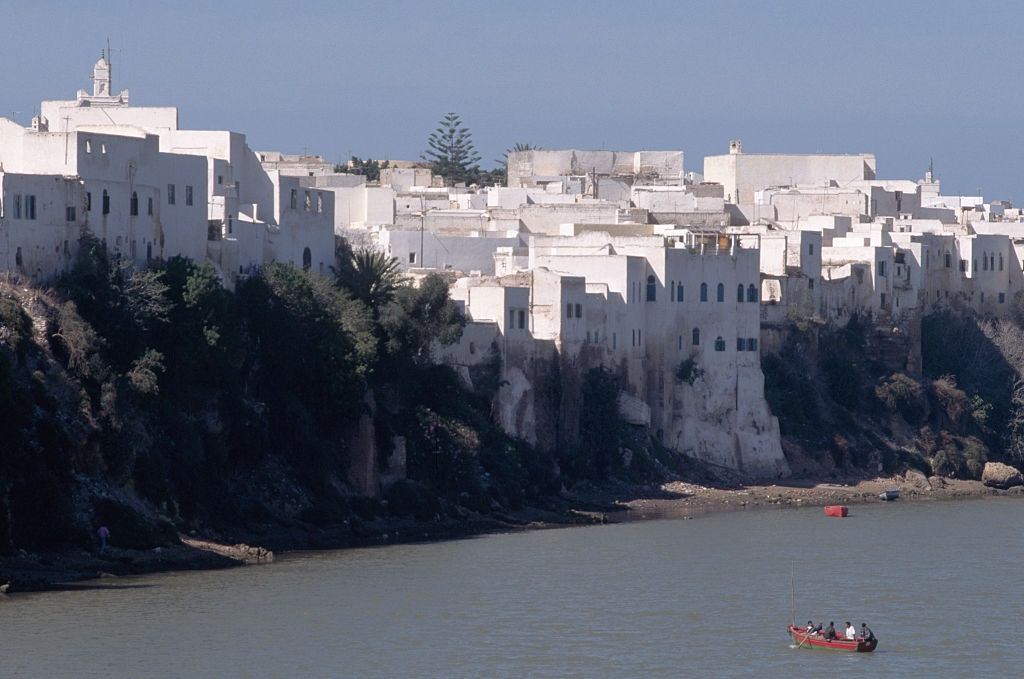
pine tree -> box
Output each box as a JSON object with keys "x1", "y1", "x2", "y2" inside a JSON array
[{"x1": 422, "y1": 112, "x2": 481, "y2": 185}]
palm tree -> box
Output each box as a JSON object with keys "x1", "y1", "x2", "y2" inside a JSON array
[
  {"x1": 334, "y1": 246, "x2": 406, "y2": 310},
  {"x1": 496, "y1": 142, "x2": 541, "y2": 168}
]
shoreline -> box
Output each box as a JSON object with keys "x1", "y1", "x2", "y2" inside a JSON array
[{"x1": 2, "y1": 473, "x2": 1019, "y2": 595}]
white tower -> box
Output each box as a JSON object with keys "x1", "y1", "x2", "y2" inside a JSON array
[{"x1": 92, "y1": 51, "x2": 111, "y2": 97}]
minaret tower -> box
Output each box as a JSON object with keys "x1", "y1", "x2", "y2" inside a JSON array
[{"x1": 92, "y1": 50, "x2": 111, "y2": 97}]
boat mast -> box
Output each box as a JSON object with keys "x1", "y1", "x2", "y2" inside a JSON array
[{"x1": 790, "y1": 562, "x2": 796, "y2": 626}]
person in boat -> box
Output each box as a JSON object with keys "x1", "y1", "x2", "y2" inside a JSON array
[
  {"x1": 805, "y1": 620, "x2": 815, "y2": 634},
  {"x1": 860, "y1": 623, "x2": 874, "y2": 641},
  {"x1": 845, "y1": 622, "x2": 856, "y2": 640},
  {"x1": 825, "y1": 622, "x2": 837, "y2": 640}
]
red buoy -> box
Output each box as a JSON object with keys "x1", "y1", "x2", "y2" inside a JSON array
[{"x1": 824, "y1": 505, "x2": 848, "y2": 517}]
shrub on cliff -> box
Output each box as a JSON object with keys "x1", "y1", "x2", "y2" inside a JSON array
[{"x1": 875, "y1": 373, "x2": 925, "y2": 424}]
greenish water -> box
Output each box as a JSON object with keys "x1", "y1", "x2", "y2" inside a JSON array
[{"x1": 2, "y1": 498, "x2": 1022, "y2": 678}]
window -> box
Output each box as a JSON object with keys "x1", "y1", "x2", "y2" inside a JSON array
[
  {"x1": 678, "y1": 336, "x2": 683, "y2": 350},
  {"x1": 317, "y1": 192, "x2": 324, "y2": 213},
  {"x1": 148, "y1": 197, "x2": 153, "y2": 216},
  {"x1": 981, "y1": 292, "x2": 985, "y2": 303},
  {"x1": 646, "y1": 275, "x2": 656, "y2": 302},
  {"x1": 102, "y1": 190, "x2": 110, "y2": 215},
  {"x1": 714, "y1": 336, "x2": 725, "y2": 352},
  {"x1": 290, "y1": 189, "x2": 297, "y2": 210},
  {"x1": 517, "y1": 310, "x2": 525, "y2": 329},
  {"x1": 15, "y1": 247, "x2": 22, "y2": 267},
  {"x1": 65, "y1": 206, "x2": 76, "y2": 222},
  {"x1": 670, "y1": 280, "x2": 675, "y2": 302},
  {"x1": 677, "y1": 283, "x2": 684, "y2": 302},
  {"x1": 227, "y1": 215, "x2": 233, "y2": 234},
  {"x1": 881, "y1": 292, "x2": 887, "y2": 308},
  {"x1": 960, "y1": 259, "x2": 967, "y2": 272},
  {"x1": 304, "y1": 191, "x2": 311, "y2": 211},
  {"x1": 808, "y1": 243, "x2": 815, "y2": 255},
  {"x1": 87, "y1": 192, "x2": 91, "y2": 212},
  {"x1": 748, "y1": 283, "x2": 758, "y2": 301},
  {"x1": 130, "y1": 191, "x2": 139, "y2": 216},
  {"x1": 638, "y1": 329, "x2": 641, "y2": 345},
  {"x1": 632, "y1": 329, "x2": 636, "y2": 347},
  {"x1": 509, "y1": 309, "x2": 515, "y2": 328},
  {"x1": 469, "y1": 341, "x2": 476, "y2": 355},
  {"x1": 13, "y1": 194, "x2": 21, "y2": 219},
  {"x1": 700, "y1": 282, "x2": 708, "y2": 302},
  {"x1": 999, "y1": 292, "x2": 1006, "y2": 304},
  {"x1": 167, "y1": 184, "x2": 176, "y2": 205},
  {"x1": 85, "y1": 139, "x2": 92, "y2": 153},
  {"x1": 186, "y1": 185, "x2": 194, "y2": 206},
  {"x1": 999, "y1": 253, "x2": 1004, "y2": 271},
  {"x1": 974, "y1": 259, "x2": 978, "y2": 273},
  {"x1": 100, "y1": 143, "x2": 106, "y2": 154},
  {"x1": 877, "y1": 260, "x2": 886, "y2": 276},
  {"x1": 737, "y1": 337, "x2": 745, "y2": 351},
  {"x1": 990, "y1": 255, "x2": 995, "y2": 270},
  {"x1": 748, "y1": 338, "x2": 759, "y2": 351},
  {"x1": 408, "y1": 252, "x2": 416, "y2": 264},
  {"x1": 302, "y1": 247, "x2": 312, "y2": 271},
  {"x1": 147, "y1": 243, "x2": 152, "y2": 262},
  {"x1": 716, "y1": 283, "x2": 724, "y2": 302},
  {"x1": 25, "y1": 195, "x2": 36, "y2": 220},
  {"x1": 612, "y1": 333, "x2": 616, "y2": 350},
  {"x1": 566, "y1": 303, "x2": 573, "y2": 318},
  {"x1": 692, "y1": 328, "x2": 700, "y2": 346},
  {"x1": 574, "y1": 303, "x2": 582, "y2": 318},
  {"x1": 737, "y1": 284, "x2": 745, "y2": 303},
  {"x1": 218, "y1": 175, "x2": 223, "y2": 185},
  {"x1": 944, "y1": 252, "x2": 951, "y2": 268}
]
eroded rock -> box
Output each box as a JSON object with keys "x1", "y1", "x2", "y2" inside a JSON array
[{"x1": 981, "y1": 462, "x2": 1024, "y2": 490}]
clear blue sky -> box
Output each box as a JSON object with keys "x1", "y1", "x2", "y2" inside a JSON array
[{"x1": 3, "y1": 0, "x2": 1022, "y2": 200}]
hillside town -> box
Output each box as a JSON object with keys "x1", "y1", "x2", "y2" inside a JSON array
[{"x1": 4, "y1": 55, "x2": 1024, "y2": 482}]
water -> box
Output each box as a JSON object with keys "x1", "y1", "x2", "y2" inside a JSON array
[{"x1": 3, "y1": 498, "x2": 1022, "y2": 678}]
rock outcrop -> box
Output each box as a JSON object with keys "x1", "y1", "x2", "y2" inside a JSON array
[{"x1": 981, "y1": 462, "x2": 1024, "y2": 490}]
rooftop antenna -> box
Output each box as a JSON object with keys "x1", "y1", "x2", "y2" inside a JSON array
[{"x1": 9, "y1": 111, "x2": 21, "y2": 124}]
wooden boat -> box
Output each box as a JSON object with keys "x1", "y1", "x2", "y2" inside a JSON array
[
  {"x1": 824, "y1": 505, "x2": 848, "y2": 517},
  {"x1": 879, "y1": 489, "x2": 900, "y2": 501},
  {"x1": 788, "y1": 625, "x2": 878, "y2": 652}
]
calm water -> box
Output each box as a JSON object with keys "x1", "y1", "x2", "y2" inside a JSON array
[{"x1": 3, "y1": 498, "x2": 1022, "y2": 678}]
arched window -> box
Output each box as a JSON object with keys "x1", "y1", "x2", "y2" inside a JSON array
[
  {"x1": 646, "y1": 275, "x2": 656, "y2": 302},
  {"x1": 676, "y1": 283, "x2": 684, "y2": 302},
  {"x1": 692, "y1": 328, "x2": 700, "y2": 346},
  {"x1": 737, "y1": 284, "x2": 745, "y2": 303},
  {"x1": 102, "y1": 189, "x2": 110, "y2": 215},
  {"x1": 700, "y1": 282, "x2": 708, "y2": 302},
  {"x1": 714, "y1": 336, "x2": 726, "y2": 352},
  {"x1": 302, "y1": 247, "x2": 312, "y2": 271},
  {"x1": 716, "y1": 283, "x2": 725, "y2": 302},
  {"x1": 983, "y1": 253, "x2": 989, "y2": 271},
  {"x1": 130, "y1": 191, "x2": 139, "y2": 216},
  {"x1": 999, "y1": 253, "x2": 1004, "y2": 271},
  {"x1": 747, "y1": 284, "x2": 758, "y2": 302}
]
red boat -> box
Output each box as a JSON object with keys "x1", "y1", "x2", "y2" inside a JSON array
[
  {"x1": 788, "y1": 625, "x2": 877, "y2": 652},
  {"x1": 824, "y1": 505, "x2": 848, "y2": 517}
]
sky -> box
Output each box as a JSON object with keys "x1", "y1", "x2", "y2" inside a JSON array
[{"x1": 2, "y1": 0, "x2": 1023, "y2": 200}]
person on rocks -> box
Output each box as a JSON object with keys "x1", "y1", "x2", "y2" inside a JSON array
[
  {"x1": 860, "y1": 623, "x2": 874, "y2": 641},
  {"x1": 845, "y1": 622, "x2": 857, "y2": 640},
  {"x1": 97, "y1": 525, "x2": 110, "y2": 553},
  {"x1": 825, "y1": 621, "x2": 837, "y2": 640}
]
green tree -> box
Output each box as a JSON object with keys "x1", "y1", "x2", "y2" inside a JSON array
[
  {"x1": 335, "y1": 156, "x2": 390, "y2": 182},
  {"x1": 334, "y1": 246, "x2": 406, "y2": 310},
  {"x1": 379, "y1": 273, "x2": 464, "y2": 370},
  {"x1": 422, "y1": 112, "x2": 481, "y2": 185}
]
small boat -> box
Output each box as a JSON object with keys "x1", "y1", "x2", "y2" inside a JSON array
[
  {"x1": 788, "y1": 625, "x2": 878, "y2": 653},
  {"x1": 824, "y1": 505, "x2": 848, "y2": 517},
  {"x1": 879, "y1": 489, "x2": 900, "y2": 501}
]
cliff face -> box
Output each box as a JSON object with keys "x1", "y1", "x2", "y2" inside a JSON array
[{"x1": 762, "y1": 309, "x2": 1024, "y2": 480}]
